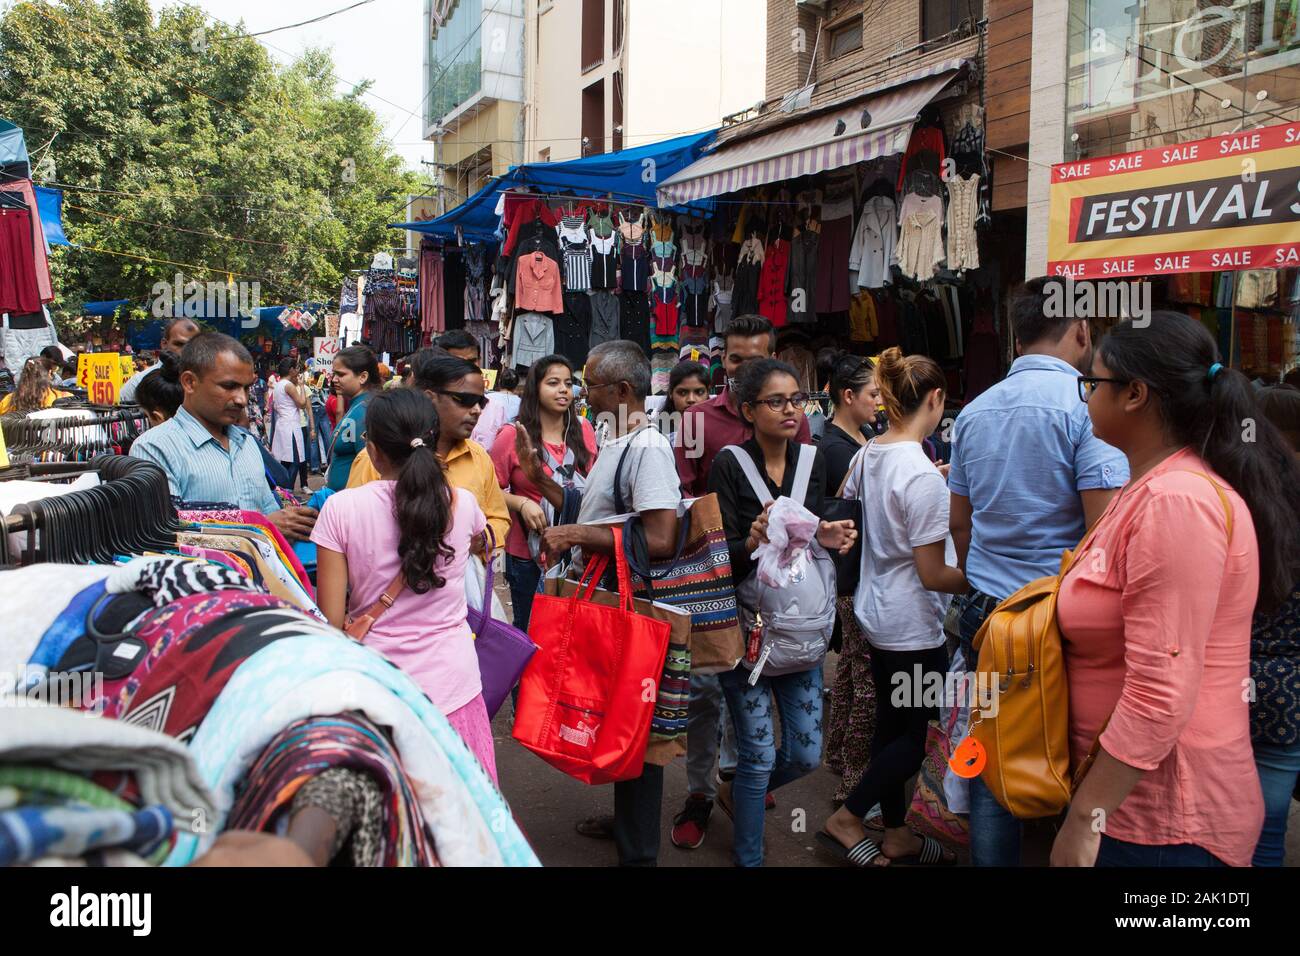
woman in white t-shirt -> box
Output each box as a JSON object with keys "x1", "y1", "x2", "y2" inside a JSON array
[{"x1": 818, "y1": 347, "x2": 967, "y2": 868}]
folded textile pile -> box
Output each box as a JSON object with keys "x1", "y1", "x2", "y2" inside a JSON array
[
  {"x1": 168, "y1": 634, "x2": 539, "y2": 867},
  {"x1": 226, "y1": 713, "x2": 438, "y2": 867}
]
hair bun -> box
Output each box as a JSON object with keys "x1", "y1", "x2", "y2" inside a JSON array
[{"x1": 157, "y1": 350, "x2": 181, "y2": 384}]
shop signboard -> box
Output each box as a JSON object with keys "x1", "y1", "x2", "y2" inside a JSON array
[
  {"x1": 77, "y1": 352, "x2": 123, "y2": 405},
  {"x1": 313, "y1": 336, "x2": 341, "y2": 372},
  {"x1": 1048, "y1": 121, "x2": 1300, "y2": 279}
]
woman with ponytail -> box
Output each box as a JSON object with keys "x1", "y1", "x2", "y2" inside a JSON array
[
  {"x1": 312, "y1": 388, "x2": 497, "y2": 782},
  {"x1": 0, "y1": 357, "x2": 69, "y2": 413},
  {"x1": 820, "y1": 346, "x2": 964, "y2": 867},
  {"x1": 1051, "y1": 311, "x2": 1300, "y2": 867}
]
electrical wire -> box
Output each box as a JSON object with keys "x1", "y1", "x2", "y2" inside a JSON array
[{"x1": 239, "y1": 0, "x2": 379, "y2": 38}]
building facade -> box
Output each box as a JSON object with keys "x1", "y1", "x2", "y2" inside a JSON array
[
  {"x1": 423, "y1": 0, "x2": 527, "y2": 213},
  {"x1": 522, "y1": 0, "x2": 767, "y2": 163}
]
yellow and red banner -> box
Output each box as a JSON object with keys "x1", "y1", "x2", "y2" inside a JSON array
[{"x1": 1048, "y1": 121, "x2": 1300, "y2": 279}]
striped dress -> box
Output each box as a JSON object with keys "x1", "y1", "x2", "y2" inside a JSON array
[{"x1": 557, "y1": 215, "x2": 592, "y2": 291}]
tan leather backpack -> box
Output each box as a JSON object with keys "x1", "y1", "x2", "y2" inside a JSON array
[{"x1": 969, "y1": 471, "x2": 1233, "y2": 819}]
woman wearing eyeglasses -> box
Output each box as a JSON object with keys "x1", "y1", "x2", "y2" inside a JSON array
[
  {"x1": 819, "y1": 347, "x2": 964, "y2": 868},
  {"x1": 1050, "y1": 312, "x2": 1299, "y2": 867},
  {"x1": 707, "y1": 358, "x2": 857, "y2": 867},
  {"x1": 490, "y1": 354, "x2": 597, "y2": 633}
]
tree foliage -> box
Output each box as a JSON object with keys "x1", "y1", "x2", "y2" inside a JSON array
[{"x1": 0, "y1": 0, "x2": 423, "y2": 313}]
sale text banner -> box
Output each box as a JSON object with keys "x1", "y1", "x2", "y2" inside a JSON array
[
  {"x1": 78, "y1": 353, "x2": 124, "y2": 405},
  {"x1": 1048, "y1": 121, "x2": 1300, "y2": 279}
]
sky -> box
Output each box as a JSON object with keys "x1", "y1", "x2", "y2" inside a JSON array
[{"x1": 146, "y1": 0, "x2": 430, "y2": 170}]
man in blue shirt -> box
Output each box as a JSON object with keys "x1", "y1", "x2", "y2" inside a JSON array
[
  {"x1": 131, "y1": 333, "x2": 317, "y2": 541},
  {"x1": 119, "y1": 318, "x2": 199, "y2": 404},
  {"x1": 947, "y1": 278, "x2": 1129, "y2": 867}
]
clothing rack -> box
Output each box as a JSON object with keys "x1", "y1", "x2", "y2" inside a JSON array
[
  {"x1": 1, "y1": 455, "x2": 179, "y2": 567},
  {"x1": 1, "y1": 407, "x2": 151, "y2": 464}
]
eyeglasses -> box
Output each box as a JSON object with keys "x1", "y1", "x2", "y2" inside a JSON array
[
  {"x1": 1077, "y1": 376, "x2": 1128, "y2": 403},
  {"x1": 582, "y1": 380, "x2": 623, "y2": 395},
  {"x1": 752, "y1": 392, "x2": 811, "y2": 412},
  {"x1": 437, "y1": 390, "x2": 489, "y2": 409}
]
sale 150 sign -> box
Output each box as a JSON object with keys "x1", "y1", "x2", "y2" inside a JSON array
[{"x1": 1048, "y1": 122, "x2": 1300, "y2": 279}]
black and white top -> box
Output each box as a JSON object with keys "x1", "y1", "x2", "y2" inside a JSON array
[{"x1": 557, "y1": 215, "x2": 592, "y2": 291}]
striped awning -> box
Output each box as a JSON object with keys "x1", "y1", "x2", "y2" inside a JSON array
[{"x1": 656, "y1": 60, "x2": 967, "y2": 206}]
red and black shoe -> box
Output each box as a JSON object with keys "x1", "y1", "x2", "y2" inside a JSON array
[{"x1": 670, "y1": 793, "x2": 714, "y2": 849}]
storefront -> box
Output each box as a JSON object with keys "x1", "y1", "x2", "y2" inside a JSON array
[
  {"x1": 1059, "y1": 0, "x2": 1300, "y2": 381},
  {"x1": 655, "y1": 59, "x2": 1020, "y2": 404}
]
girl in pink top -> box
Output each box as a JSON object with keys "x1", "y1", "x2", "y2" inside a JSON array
[
  {"x1": 1055, "y1": 311, "x2": 1300, "y2": 867},
  {"x1": 312, "y1": 388, "x2": 498, "y2": 785},
  {"x1": 491, "y1": 355, "x2": 597, "y2": 632}
]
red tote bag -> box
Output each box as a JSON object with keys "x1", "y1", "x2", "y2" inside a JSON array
[{"x1": 512, "y1": 526, "x2": 672, "y2": 785}]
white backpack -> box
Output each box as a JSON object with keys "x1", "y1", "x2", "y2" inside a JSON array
[{"x1": 724, "y1": 445, "x2": 837, "y2": 682}]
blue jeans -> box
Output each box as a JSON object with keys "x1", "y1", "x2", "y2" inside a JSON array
[
  {"x1": 505, "y1": 554, "x2": 542, "y2": 632},
  {"x1": 956, "y1": 589, "x2": 1024, "y2": 867},
  {"x1": 1252, "y1": 737, "x2": 1300, "y2": 867},
  {"x1": 718, "y1": 664, "x2": 824, "y2": 867},
  {"x1": 1097, "y1": 836, "x2": 1226, "y2": 867},
  {"x1": 686, "y1": 671, "x2": 739, "y2": 799}
]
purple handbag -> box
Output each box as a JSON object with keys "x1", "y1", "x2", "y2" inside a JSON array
[{"x1": 469, "y1": 528, "x2": 539, "y2": 719}]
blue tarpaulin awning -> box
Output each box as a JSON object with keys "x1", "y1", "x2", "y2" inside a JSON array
[{"x1": 392, "y1": 129, "x2": 719, "y2": 242}]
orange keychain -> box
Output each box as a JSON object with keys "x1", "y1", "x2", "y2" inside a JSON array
[{"x1": 948, "y1": 736, "x2": 987, "y2": 779}]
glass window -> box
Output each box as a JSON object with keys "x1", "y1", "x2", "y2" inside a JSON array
[
  {"x1": 830, "y1": 20, "x2": 863, "y2": 58},
  {"x1": 428, "y1": 0, "x2": 483, "y2": 126},
  {"x1": 1065, "y1": 0, "x2": 1300, "y2": 158}
]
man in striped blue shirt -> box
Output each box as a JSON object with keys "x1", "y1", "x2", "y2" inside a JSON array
[{"x1": 131, "y1": 333, "x2": 317, "y2": 541}]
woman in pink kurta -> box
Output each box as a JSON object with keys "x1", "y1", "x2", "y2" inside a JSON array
[{"x1": 1054, "y1": 312, "x2": 1300, "y2": 867}]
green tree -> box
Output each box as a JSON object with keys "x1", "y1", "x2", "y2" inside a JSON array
[{"x1": 0, "y1": 0, "x2": 424, "y2": 315}]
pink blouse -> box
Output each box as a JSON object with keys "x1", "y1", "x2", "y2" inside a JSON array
[{"x1": 1057, "y1": 448, "x2": 1263, "y2": 866}]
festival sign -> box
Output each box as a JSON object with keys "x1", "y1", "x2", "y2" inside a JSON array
[{"x1": 1047, "y1": 121, "x2": 1300, "y2": 279}]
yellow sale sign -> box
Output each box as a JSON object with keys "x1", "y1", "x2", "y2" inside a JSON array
[
  {"x1": 120, "y1": 356, "x2": 136, "y2": 382},
  {"x1": 78, "y1": 352, "x2": 124, "y2": 405}
]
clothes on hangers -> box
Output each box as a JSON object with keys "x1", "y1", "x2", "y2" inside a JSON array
[
  {"x1": 419, "y1": 242, "x2": 446, "y2": 339},
  {"x1": 757, "y1": 238, "x2": 790, "y2": 327},
  {"x1": 558, "y1": 215, "x2": 593, "y2": 291},
  {"x1": 515, "y1": 251, "x2": 564, "y2": 314},
  {"x1": 511, "y1": 312, "x2": 556, "y2": 369},
  {"x1": 463, "y1": 245, "x2": 489, "y2": 325},
  {"x1": 0, "y1": 181, "x2": 53, "y2": 303},
  {"x1": 896, "y1": 193, "x2": 946, "y2": 281},
  {"x1": 648, "y1": 264, "x2": 681, "y2": 336},
  {"x1": 711, "y1": 274, "x2": 735, "y2": 333},
  {"x1": 849, "y1": 195, "x2": 897, "y2": 289},
  {"x1": 897, "y1": 125, "x2": 946, "y2": 191},
  {"x1": 588, "y1": 290, "x2": 620, "y2": 347},
  {"x1": 946, "y1": 174, "x2": 981, "y2": 272},
  {"x1": 0, "y1": 208, "x2": 42, "y2": 315},
  {"x1": 786, "y1": 229, "x2": 820, "y2": 322},
  {"x1": 588, "y1": 230, "x2": 619, "y2": 289},
  {"x1": 732, "y1": 237, "x2": 765, "y2": 315}
]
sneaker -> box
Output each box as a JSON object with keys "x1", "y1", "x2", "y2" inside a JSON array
[
  {"x1": 765, "y1": 792, "x2": 777, "y2": 811},
  {"x1": 670, "y1": 794, "x2": 714, "y2": 849}
]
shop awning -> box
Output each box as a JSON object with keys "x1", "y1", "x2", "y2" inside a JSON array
[
  {"x1": 656, "y1": 60, "x2": 968, "y2": 206},
  {"x1": 392, "y1": 129, "x2": 719, "y2": 241}
]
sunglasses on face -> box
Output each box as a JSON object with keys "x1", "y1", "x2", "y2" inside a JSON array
[
  {"x1": 1077, "y1": 376, "x2": 1128, "y2": 403},
  {"x1": 437, "y1": 390, "x2": 489, "y2": 409},
  {"x1": 752, "y1": 392, "x2": 811, "y2": 412}
]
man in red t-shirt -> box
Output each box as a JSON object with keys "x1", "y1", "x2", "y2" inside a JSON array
[{"x1": 669, "y1": 314, "x2": 812, "y2": 850}]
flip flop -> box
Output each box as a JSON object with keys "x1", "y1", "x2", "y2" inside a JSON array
[
  {"x1": 885, "y1": 834, "x2": 957, "y2": 867},
  {"x1": 575, "y1": 815, "x2": 615, "y2": 840},
  {"x1": 815, "y1": 831, "x2": 889, "y2": 867}
]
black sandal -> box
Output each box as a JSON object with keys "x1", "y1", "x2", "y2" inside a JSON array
[
  {"x1": 815, "y1": 831, "x2": 888, "y2": 867},
  {"x1": 886, "y1": 834, "x2": 957, "y2": 866},
  {"x1": 575, "y1": 815, "x2": 615, "y2": 840}
]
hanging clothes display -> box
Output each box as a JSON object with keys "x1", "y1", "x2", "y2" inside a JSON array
[
  {"x1": 648, "y1": 264, "x2": 681, "y2": 337},
  {"x1": 786, "y1": 229, "x2": 820, "y2": 323},
  {"x1": 0, "y1": 207, "x2": 41, "y2": 315},
  {"x1": 588, "y1": 290, "x2": 620, "y2": 348},
  {"x1": 848, "y1": 195, "x2": 897, "y2": 289},
  {"x1": 945, "y1": 174, "x2": 981, "y2": 272},
  {"x1": 463, "y1": 245, "x2": 489, "y2": 324},
  {"x1": 757, "y1": 237, "x2": 790, "y2": 328},
  {"x1": 557, "y1": 215, "x2": 593, "y2": 291},
  {"x1": 555, "y1": 292, "x2": 590, "y2": 367},
  {"x1": 588, "y1": 230, "x2": 619, "y2": 290},
  {"x1": 711, "y1": 272, "x2": 735, "y2": 334},
  {"x1": 895, "y1": 193, "x2": 946, "y2": 281},
  {"x1": 0, "y1": 181, "x2": 53, "y2": 304},
  {"x1": 511, "y1": 312, "x2": 556, "y2": 369},
  {"x1": 515, "y1": 251, "x2": 564, "y2": 314},
  {"x1": 732, "y1": 237, "x2": 765, "y2": 315},
  {"x1": 419, "y1": 242, "x2": 446, "y2": 342}
]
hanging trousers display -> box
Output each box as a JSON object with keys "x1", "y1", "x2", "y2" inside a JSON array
[{"x1": 0, "y1": 208, "x2": 41, "y2": 315}]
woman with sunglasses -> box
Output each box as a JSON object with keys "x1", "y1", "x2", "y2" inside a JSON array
[
  {"x1": 313, "y1": 388, "x2": 497, "y2": 783},
  {"x1": 819, "y1": 347, "x2": 964, "y2": 867},
  {"x1": 1051, "y1": 312, "x2": 1299, "y2": 867},
  {"x1": 490, "y1": 354, "x2": 597, "y2": 633},
  {"x1": 708, "y1": 358, "x2": 857, "y2": 867}
]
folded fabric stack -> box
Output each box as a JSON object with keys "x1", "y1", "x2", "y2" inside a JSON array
[{"x1": 3, "y1": 561, "x2": 540, "y2": 867}]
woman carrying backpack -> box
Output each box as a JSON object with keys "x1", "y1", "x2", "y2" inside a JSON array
[
  {"x1": 1051, "y1": 312, "x2": 1299, "y2": 867},
  {"x1": 708, "y1": 358, "x2": 857, "y2": 867},
  {"x1": 818, "y1": 347, "x2": 965, "y2": 867}
]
